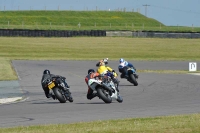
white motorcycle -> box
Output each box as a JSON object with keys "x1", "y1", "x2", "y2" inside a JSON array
[{"x1": 88, "y1": 74, "x2": 123, "y2": 103}]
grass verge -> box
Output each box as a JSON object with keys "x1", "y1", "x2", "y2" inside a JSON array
[
  {"x1": 0, "y1": 113, "x2": 200, "y2": 133},
  {"x1": 0, "y1": 58, "x2": 18, "y2": 80}
]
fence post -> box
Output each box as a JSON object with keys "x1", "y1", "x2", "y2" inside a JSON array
[
  {"x1": 95, "y1": 22, "x2": 96, "y2": 27},
  {"x1": 160, "y1": 24, "x2": 161, "y2": 29},
  {"x1": 78, "y1": 22, "x2": 81, "y2": 28},
  {"x1": 22, "y1": 21, "x2": 24, "y2": 29},
  {"x1": 110, "y1": 23, "x2": 111, "y2": 28},
  {"x1": 8, "y1": 21, "x2": 9, "y2": 27},
  {"x1": 50, "y1": 22, "x2": 51, "y2": 29},
  {"x1": 143, "y1": 23, "x2": 144, "y2": 29}
]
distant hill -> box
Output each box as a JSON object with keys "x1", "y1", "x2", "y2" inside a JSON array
[{"x1": 0, "y1": 11, "x2": 165, "y2": 30}]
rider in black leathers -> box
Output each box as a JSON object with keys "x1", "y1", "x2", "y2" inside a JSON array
[{"x1": 41, "y1": 69, "x2": 70, "y2": 99}]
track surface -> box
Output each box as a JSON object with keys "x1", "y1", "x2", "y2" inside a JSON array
[{"x1": 0, "y1": 60, "x2": 200, "y2": 128}]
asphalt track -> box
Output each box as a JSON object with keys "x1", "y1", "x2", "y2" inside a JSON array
[{"x1": 0, "y1": 60, "x2": 200, "y2": 128}]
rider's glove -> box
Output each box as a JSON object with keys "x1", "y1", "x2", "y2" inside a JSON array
[
  {"x1": 103, "y1": 58, "x2": 108, "y2": 62},
  {"x1": 112, "y1": 70, "x2": 115, "y2": 73}
]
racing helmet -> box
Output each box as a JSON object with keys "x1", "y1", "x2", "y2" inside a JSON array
[
  {"x1": 119, "y1": 58, "x2": 125, "y2": 63},
  {"x1": 88, "y1": 69, "x2": 95, "y2": 74},
  {"x1": 43, "y1": 69, "x2": 50, "y2": 74}
]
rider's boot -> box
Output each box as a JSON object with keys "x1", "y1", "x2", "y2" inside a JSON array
[
  {"x1": 46, "y1": 93, "x2": 56, "y2": 100},
  {"x1": 88, "y1": 93, "x2": 97, "y2": 100},
  {"x1": 125, "y1": 75, "x2": 129, "y2": 79}
]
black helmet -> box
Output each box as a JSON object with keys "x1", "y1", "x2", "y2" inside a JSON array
[
  {"x1": 88, "y1": 69, "x2": 95, "y2": 74},
  {"x1": 43, "y1": 69, "x2": 50, "y2": 74}
]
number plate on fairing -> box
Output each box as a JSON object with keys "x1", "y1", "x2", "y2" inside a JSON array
[{"x1": 48, "y1": 82, "x2": 55, "y2": 89}]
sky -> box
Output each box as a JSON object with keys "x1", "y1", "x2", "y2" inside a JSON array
[{"x1": 0, "y1": 0, "x2": 200, "y2": 27}]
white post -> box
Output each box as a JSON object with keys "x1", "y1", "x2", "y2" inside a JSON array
[{"x1": 78, "y1": 22, "x2": 81, "y2": 28}]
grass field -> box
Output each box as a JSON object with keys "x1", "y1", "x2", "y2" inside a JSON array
[
  {"x1": 0, "y1": 11, "x2": 200, "y2": 31},
  {"x1": 0, "y1": 37, "x2": 200, "y2": 132}
]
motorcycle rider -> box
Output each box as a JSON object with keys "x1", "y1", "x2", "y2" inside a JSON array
[
  {"x1": 118, "y1": 58, "x2": 138, "y2": 79},
  {"x1": 96, "y1": 58, "x2": 119, "y2": 91},
  {"x1": 85, "y1": 69, "x2": 100, "y2": 100},
  {"x1": 41, "y1": 69, "x2": 70, "y2": 99}
]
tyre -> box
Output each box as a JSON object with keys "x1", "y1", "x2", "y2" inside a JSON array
[
  {"x1": 130, "y1": 74, "x2": 138, "y2": 86},
  {"x1": 53, "y1": 87, "x2": 66, "y2": 103},
  {"x1": 97, "y1": 87, "x2": 112, "y2": 103}
]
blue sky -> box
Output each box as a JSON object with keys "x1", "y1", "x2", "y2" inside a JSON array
[{"x1": 0, "y1": 0, "x2": 200, "y2": 27}]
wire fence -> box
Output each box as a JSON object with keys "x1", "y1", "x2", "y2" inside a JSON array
[{"x1": 0, "y1": 21, "x2": 200, "y2": 32}]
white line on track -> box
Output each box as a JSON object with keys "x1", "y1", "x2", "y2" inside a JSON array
[{"x1": 0, "y1": 97, "x2": 26, "y2": 104}]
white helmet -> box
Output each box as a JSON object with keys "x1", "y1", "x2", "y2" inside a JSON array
[{"x1": 119, "y1": 58, "x2": 125, "y2": 63}]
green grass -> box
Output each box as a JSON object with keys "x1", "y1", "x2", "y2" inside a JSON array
[
  {"x1": 0, "y1": 37, "x2": 200, "y2": 80},
  {"x1": 0, "y1": 10, "x2": 199, "y2": 31},
  {"x1": 1, "y1": 37, "x2": 200, "y2": 60},
  {"x1": 0, "y1": 114, "x2": 200, "y2": 133},
  {"x1": 0, "y1": 58, "x2": 18, "y2": 80}
]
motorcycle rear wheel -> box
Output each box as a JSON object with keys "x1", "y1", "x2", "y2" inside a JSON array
[
  {"x1": 129, "y1": 74, "x2": 138, "y2": 86},
  {"x1": 53, "y1": 87, "x2": 66, "y2": 103},
  {"x1": 97, "y1": 87, "x2": 112, "y2": 103}
]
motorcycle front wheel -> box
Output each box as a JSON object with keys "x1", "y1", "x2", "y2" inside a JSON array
[
  {"x1": 53, "y1": 87, "x2": 66, "y2": 103},
  {"x1": 97, "y1": 87, "x2": 112, "y2": 103}
]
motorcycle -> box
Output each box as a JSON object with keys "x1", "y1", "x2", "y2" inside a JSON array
[
  {"x1": 124, "y1": 67, "x2": 138, "y2": 86},
  {"x1": 88, "y1": 75, "x2": 123, "y2": 103},
  {"x1": 46, "y1": 77, "x2": 73, "y2": 103},
  {"x1": 96, "y1": 61, "x2": 120, "y2": 91}
]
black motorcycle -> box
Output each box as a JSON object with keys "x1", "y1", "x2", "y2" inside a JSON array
[{"x1": 46, "y1": 77, "x2": 73, "y2": 103}]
